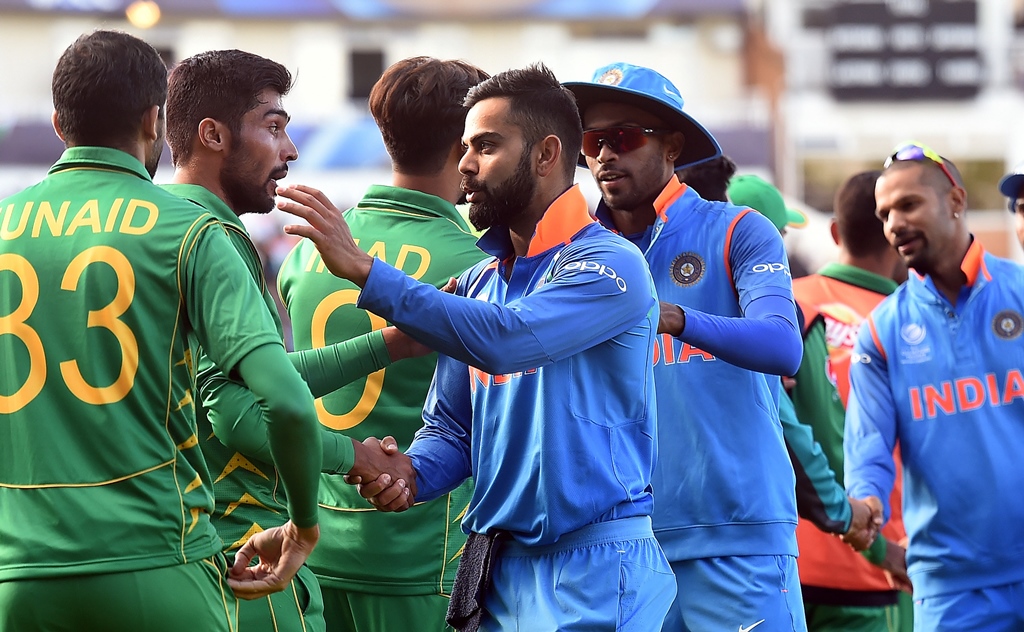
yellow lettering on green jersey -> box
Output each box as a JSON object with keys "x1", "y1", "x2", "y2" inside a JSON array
[
  {"x1": 367, "y1": 240, "x2": 387, "y2": 261},
  {"x1": 119, "y1": 199, "x2": 158, "y2": 235},
  {"x1": 395, "y1": 244, "x2": 431, "y2": 280},
  {"x1": 1, "y1": 201, "x2": 32, "y2": 240},
  {"x1": 59, "y1": 246, "x2": 139, "y2": 405},
  {"x1": 0, "y1": 253, "x2": 46, "y2": 414},
  {"x1": 31, "y1": 200, "x2": 71, "y2": 238},
  {"x1": 65, "y1": 199, "x2": 101, "y2": 235},
  {"x1": 103, "y1": 198, "x2": 124, "y2": 233},
  {"x1": 311, "y1": 288, "x2": 387, "y2": 430}
]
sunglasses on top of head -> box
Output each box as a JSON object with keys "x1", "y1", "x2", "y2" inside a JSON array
[
  {"x1": 883, "y1": 142, "x2": 958, "y2": 189},
  {"x1": 581, "y1": 126, "x2": 673, "y2": 159}
]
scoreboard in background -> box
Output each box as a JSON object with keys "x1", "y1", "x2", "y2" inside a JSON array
[{"x1": 827, "y1": 0, "x2": 982, "y2": 101}]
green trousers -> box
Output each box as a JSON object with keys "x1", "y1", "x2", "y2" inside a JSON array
[
  {"x1": 321, "y1": 585, "x2": 452, "y2": 632},
  {"x1": 239, "y1": 564, "x2": 325, "y2": 632},
  {"x1": 0, "y1": 556, "x2": 236, "y2": 632},
  {"x1": 806, "y1": 593, "x2": 914, "y2": 632}
]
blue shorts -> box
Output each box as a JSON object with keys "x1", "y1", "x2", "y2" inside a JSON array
[
  {"x1": 914, "y1": 580, "x2": 1024, "y2": 632},
  {"x1": 666, "y1": 555, "x2": 806, "y2": 632},
  {"x1": 481, "y1": 516, "x2": 676, "y2": 631}
]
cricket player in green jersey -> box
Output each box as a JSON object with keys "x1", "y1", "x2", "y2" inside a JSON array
[
  {"x1": 163, "y1": 49, "x2": 425, "y2": 632},
  {"x1": 277, "y1": 56, "x2": 489, "y2": 632},
  {"x1": 0, "y1": 31, "x2": 322, "y2": 632}
]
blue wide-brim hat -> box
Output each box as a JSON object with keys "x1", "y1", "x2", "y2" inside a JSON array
[
  {"x1": 998, "y1": 167, "x2": 1024, "y2": 213},
  {"x1": 563, "y1": 62, "x2": 722, "y2": 171}
]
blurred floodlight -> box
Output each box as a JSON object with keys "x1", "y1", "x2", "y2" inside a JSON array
[{"x1": 126, "y1": 0, "x2": 161, "y2": 29}]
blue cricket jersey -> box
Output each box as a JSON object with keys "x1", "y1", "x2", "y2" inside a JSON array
[
  {"x1": 846, "y1": 240, "x2": 1024, "y2": 599},
  {"x1": 597, "y1": 176, "x2": 800, "y2": 562},
  {"x1": 356, "y1": 185, "x2": 661, "y2": 546}
]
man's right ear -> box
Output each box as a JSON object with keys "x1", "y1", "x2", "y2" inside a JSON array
[
  {"x1": 830, "y1": 219, "x2": 841, "y2": 247},
  {"x1": 198, "y1": 118, "x2": 229, "y2": 153}
]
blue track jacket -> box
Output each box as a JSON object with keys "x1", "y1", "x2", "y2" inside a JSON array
[
  {"x1": 357, "y1": 186, "x2": 661, "y2": 546},
  {"x1": 597, "y1": 177, "x2": 800, "y2": 562},
  {"x1": 846, "y1": 240, "x2": 1024, "y2": 598}
]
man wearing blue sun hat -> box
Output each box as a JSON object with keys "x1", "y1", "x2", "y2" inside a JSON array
[
  {"x1": 564, "y1": 63, "x2": 807, "y2": 631},
  {"x1": 998, "y1": 164, "x2": 1024, "y2": 250}
]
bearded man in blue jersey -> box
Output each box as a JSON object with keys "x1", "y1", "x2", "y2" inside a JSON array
[
  {"x1": 275, "y1": 63, "x2": 675, "y2": 632},
  {"x1": 565, "y1": 63, "x2": 806, "y2": 632},
  {"x1": 845, "y1": 143, "x2": 1024, "y2": 631}
]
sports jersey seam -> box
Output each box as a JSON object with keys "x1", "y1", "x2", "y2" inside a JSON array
[
  {"x1": 291, "y1": 577, "x2": 307, "y2": 632},
  {"x1": 723, "y1": 208, "x2": 754, "y2": 300},
  {"x1": 0, "y1": 458, "x2": 174, "y2": 488},
  {"x1": 176, "y1": 215, "x2": 220, "y2": 561},
  {"x1": 223, "y1": 223, "x2": 266, "y2": 291}
]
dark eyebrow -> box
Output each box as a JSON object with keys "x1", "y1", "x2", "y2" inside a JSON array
[
  {"x1": 464, "y1": 131, "x2": 504, "y2": 146},
  {"x1": 265, "y1": 108, "x2": 291, "y2": 123}
]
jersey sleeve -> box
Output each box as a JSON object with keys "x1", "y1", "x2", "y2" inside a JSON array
[
  {"x1": 197, "y1": 331, "x2": 393, "y2": 475},
  {"x1": 356, "y1": 240, "x2": 655, "y2": 376},
  {"x1": 729, "y1": 210, "x2": 796, "y2": 308},
  {"x1": 781, "y1": 387, "x2": 852, "y2": 534},
  {"x1": 180, "y1": 221, "x2": 282, "y2": 374},
  {"x1": 845, "y1": 316, "x2": 898, "y2": 521},
  {"x1": 682, "y1": 294, "x2": 802, "y2": 375},
  {"x1": 405, "y1": 353, "x2": 475, "y2": 502},
  {"x1": 181, "y1": 222, "x2": 322, "y2": 527}
]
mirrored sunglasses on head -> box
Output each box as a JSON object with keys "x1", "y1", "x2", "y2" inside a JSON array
[{"x1": 883, "y1": 141, "x2": 957, "y2": 188}]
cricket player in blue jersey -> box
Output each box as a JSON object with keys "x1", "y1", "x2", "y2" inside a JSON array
[
  {"x1": 275, "y1": 63, "x2": 675, "y2": 632},
  {"x1": 846, "y1": 143, "x2": 1024, "y2": 631},
  {"x1": 565, "y1": 63, "x2": 806, "y2": 632}
]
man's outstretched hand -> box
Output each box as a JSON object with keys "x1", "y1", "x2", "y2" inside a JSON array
[
  {"x1": 344, "y1": 436, "x2": 417, "y2": 512},
  {"x1": 227, "y1": 521, "x2": 319, "y2": 599},
  {"x1": 277, "y1": 184, "x2": 374, "y2": 286},
  {"x1": 842, "y1": 495, "x2": 884, "y2": 551}
]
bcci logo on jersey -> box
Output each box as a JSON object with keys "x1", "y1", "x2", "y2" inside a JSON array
[
  {"x1": 993, "y1": 310, "x2": 1023, "y2": 340},
  {"x1": 670, "y1": 252, "x2": 704, "y2": 287}
]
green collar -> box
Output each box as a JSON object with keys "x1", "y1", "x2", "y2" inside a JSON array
[
  {"x1": 49, "y1": 146, "x2": 153, "y2": 182},
  {"x1": 818, "y1": 262, "x2": 899, "y2": 296},
  {"x1": 357, "y1": 184, "x2": 472, "y2": 232},
  {"x1": 160, "y1": 183, "x2": 246, "y2": 231}
]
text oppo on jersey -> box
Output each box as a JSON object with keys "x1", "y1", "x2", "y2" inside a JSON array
[
  {"x1": 562, "y1": 260, "x2": 628, "y2": 291},
  {"x1": 751, "y1": 262, "x2": 790, "y2": 275}
]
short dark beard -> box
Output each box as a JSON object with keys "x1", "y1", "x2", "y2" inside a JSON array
[
  {"x1": 467, "y1": 145, "x2": 536, "y2": 231},
  {"x1": 220, "y1": 139, "x2": 278, "y2": 216}
]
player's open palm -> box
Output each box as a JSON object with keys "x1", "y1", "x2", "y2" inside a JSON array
[{"x1": 227, "y1": 521, "x2": 320, "y2": 599}]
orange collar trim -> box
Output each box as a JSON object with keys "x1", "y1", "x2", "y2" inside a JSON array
[
  {"x1": 961, "y1": 238, "x2": 990, "y2": 286},
  {"x1": 527, "y1": 185, "x2": 596, "y2": 257},
  {"x1": 653, "y1": 175, "x2": 688, "y2": 223}
]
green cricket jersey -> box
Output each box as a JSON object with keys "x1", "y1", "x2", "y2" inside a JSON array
[
  {"x1": 278, "y1": 185, "x2": 486, "y2": 595},
  {"x1": 0, "y1": 147, "x2": 282, "y2": 580},
  {"x1": 162, "y1": 183, "x2": 392, "y2": 553}
]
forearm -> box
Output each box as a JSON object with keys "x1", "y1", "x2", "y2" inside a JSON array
[
  {"x1": 235, "y1": 344, "x2": 323, "y2": 528},
  {"x1": 680, "y1": 301, "x2": 802, "y2": 375},
  {"x1": 289, "y1": 330, "x2": 391, "y2": 398},
  {"x1": 406, "y1": 434, "x2": 472, "y2": 503},
  {"x1": 358, "y1": 258, "x2": 652, "y2": 375},
  {"x1": 781, "y1": 391, "x2": 852, "y2": 533}
]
